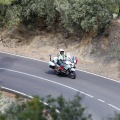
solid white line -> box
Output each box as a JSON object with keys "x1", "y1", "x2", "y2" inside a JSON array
[
  {"x1": 97, "y1": 99, "x2": 105, "y2": 103},
  {"x1": 77, "y1": 69, "x2": 120, "y2": 84},
  {"x1": 0, "y1": 86, "x2": 60, "y2": 113},
  {"x1": 1, "y1": 68, "x2": 120, "y2": 113},
  {"x1": 1, "y1": 86, "x2": 33, "y2": 98},
  {"x1": 108, "y1": 104, "x2": 120, "y2": 111},
  {"x1": 0, "y1": 51, "x2": 47, "y2": 63},
  {"x1": 0, "y1": 67, "x2": 94, "y2": 98},
  {"x1": 0, "y1": 51, "x2": 119, "y2": 83}
]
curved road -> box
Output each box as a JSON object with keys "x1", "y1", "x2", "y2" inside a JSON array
[{"x1": 0, "y1": 52, "x2": 120, "y2": 120}]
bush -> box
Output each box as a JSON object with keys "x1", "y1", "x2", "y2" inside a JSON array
[
  {"x1": 0, "y1": 0, "x2": 118, "y2": 33},
  {"x1": 0, "y1": 94, "x2": 91, "y2": 120},
  {"x1": 108, "y1": 112, "x2": 120, "y2": 120},
  {"x1": 0, "y1": 0, "x2": 14, "y2": 27},
  {"x1": 55, "y1": 0, "x2": 114, "y2": 33},
  {"x1": 5, "y1": 5, "x2": 22, "y2": 27},
  {"x1": 21, "y1": 0, "x2": 56, "y2": 28}
]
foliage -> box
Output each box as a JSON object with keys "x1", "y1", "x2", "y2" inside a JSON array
[
  {"x1": 55, "y1": 0, "x2": 114, "y2": 33},
  {"x1": 108, "y1": 112, "x2": 120, "y2": 120},
  {"x1": 21, "y1": 0, "x2": 56, "y2": 28},
  {"x1": 0, "y1": 94, "x2": 91, "y2": 120},
  {"x1": 0, "y1": 0, "x2": 119, "y2": 32},
  {"x1": 0, "y1": 0, "x2": 13, "y2": 5},
  {"x1": 5, "y1": 5, "x2": 22, "y2": 27},
  {"x1": 0, "y1": 0, "x2": 14, "y2": 27},
  {"x1": 45, "y1": 93, "x2": 92, "y2": 120},
  {"x1": 0, "y1": 96, "x2": 46, "y2": 120},
  {"x1": 115, "y1": 0, "x2": 120, "y2": 17}
]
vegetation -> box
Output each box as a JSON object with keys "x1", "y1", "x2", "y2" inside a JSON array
[
  {"x1": 0, "y1": 93, "x2": 120, "y2": 120},
  {"x1": 21, "y1": 0, "x2": 56, "y2": 29},
  {"x1": 55, "y1": 0, "x2": 115, "y2": 33},
  {"x1": 0, "y1": 0, "x2": 119, "y2": 33},
  {"x1": 0, "y1": 0, "x2": 120, "y2": 119},
  {"x1": 0, "y1": 94, "x2": 92, "y2": 120},
  {"x1": 0, "y1": 0, "x2": 13, "y2": 26},
  {"x1": 108, "y1": 112, "x2": 120, "y2": 120}
]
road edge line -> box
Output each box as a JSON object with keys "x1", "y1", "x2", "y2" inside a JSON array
[
  {"x1": 0, "y1": 51, "x2": 119, "y2": 83},
  {"x1": 0, "y1": 67, "x2": 94, "y2": 98},
  {"x1": 108, "y1": 104, "x2": 120, "y2": 111},
  {"x1": 0, "y1": 86, "x2": 60, "y2": 113}
]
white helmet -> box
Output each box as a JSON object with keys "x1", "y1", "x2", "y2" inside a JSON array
[{"x1": 60, "y1": 49, "x2": 64, "y2": 52}]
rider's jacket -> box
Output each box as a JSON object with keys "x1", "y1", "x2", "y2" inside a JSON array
[{"x1": 57, "y1": 53, "x2": 67, "y2": 60}]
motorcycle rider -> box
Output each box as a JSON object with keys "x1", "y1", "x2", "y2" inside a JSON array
[{"x1": 57, "y1": 49, "x2": 67, "y2": 71}]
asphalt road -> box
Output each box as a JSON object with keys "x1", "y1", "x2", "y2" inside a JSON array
[{"x1": 0, "y1": 52, "x2": 120, "y2": 120}]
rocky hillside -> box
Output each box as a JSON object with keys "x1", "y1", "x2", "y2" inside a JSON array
[
  {"x1": 0, "y1": 20, "x2": 119, "y2": 80},
  {"x1": 0, "y1": 20, "x2": 120, "y2": 62}
]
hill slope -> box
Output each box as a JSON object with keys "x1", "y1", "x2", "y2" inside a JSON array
[{"x1": 0, "y1": 20, "x2": 119, "y2": 80}]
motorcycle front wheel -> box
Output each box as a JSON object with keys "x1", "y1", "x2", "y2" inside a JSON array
[{"x1": 70, "y1": 71, "x2": 76, "y2": 79}]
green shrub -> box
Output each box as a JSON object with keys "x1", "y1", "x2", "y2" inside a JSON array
[
  {"x1": 5, "y1": 5, "x2": 22, "y2": 27},
  {"x1": 0, "y1": 0, "x2": 14, "y2": 27},
  {"x1": 0, "y1": 0, "x2": 13, "y2": 5},
  {"x1": 55, "y1": 0, "x2": 114, "y2": 33},
  {"x1": 0, "y1": 94, "x2": 91, "y2": 120},
  {"x1": 21, "y1": 0, "x2": 56, "y2": 28},
  {"x1": 0, "y1": 0, "x2": 119, "y2": 33}
]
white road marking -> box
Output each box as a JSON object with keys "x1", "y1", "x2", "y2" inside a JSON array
[
  {"x1": 0, "y1": 68, "x2": 94, "y2": 98},
  {"x1": 0, "y1": 51, "x2": 120, "y2": 112},
  {"x1": 0, "y1": 51, "x2": 119, "y2": 83},
  {"x1": 1, "y1": 86, "x2": 33, "y2": 98},
  {"x1": 108, "y1": 104, "x2": 120, "y2": 111},
  {"x1": 0, "y1": 51, "x2": 47, "y2": 63},
  {"x1": 97, "y1": 99, "x2": 105, "y2": 103},
  {"x1": 0, "y1": 86, "x2": 60, "y2": 113},
  {"x1": 1, "y1": 67, "x2": 120, "y2": 112},
  {"x1": 77, "y1": 69, "x2": 120, "y2": 84}
]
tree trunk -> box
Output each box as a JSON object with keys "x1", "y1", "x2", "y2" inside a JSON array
[
  {"x1": 118, "y1": 3, "x2": 120, "y2": 17},
  {"x1": 118, "y1": 7, "x2": 120, "y2": 17}
]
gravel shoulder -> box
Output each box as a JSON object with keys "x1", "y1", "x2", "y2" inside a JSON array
[{"x1": 0, "y1": 90, "x2": 28, "y2": 113}]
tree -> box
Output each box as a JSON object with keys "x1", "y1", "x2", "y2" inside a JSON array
[
  {"x1": 0, "y1": 0, "x2": 118, "y2": 32},
  {"x1": 0, "y1": 96, "x2": 47, "y2": 120},
  {"x1": 108, "y1": 112, "x2": 120, "y2": 120},
  {"x1": 21, "y1": 0, "x2": 56, "y2": 28},
  {"x1": 0, "y1": 0, "x2": 13, "y2": 4},
  {"x1": 5, "y1": 5, "x2": 22, "y2": 27},
  {"x1": 55, "y1": 0, "x2": 114, "y2": 33},
  {"x1": 115, "y1": 0, "x2": 120, "y2": 17},
  {"x1": 45, "y1": 93, "x2": 92, "y2": 120},
  {"x1": 0, "y1": 0, "x2": 14, "y2": 27},
  {"x1": 0, "y1": 94, "x2": 92, "y2": 120}
]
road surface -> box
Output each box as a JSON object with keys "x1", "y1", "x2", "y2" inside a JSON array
[{"x1": 0, "y1": 52, "x2": 120, "y2": 120}]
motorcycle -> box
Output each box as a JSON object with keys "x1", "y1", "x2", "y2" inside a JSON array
[{"x1": 48, "y1": 54, "x2": 78, "y2": 79}]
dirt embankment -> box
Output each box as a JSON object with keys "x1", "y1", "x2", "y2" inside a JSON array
[{"x1": 0, "y1": 20, "x2": 120, "y2": 80}]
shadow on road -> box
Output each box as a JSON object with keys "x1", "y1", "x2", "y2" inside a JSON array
[{"x1": 45, "y1": 70, "x2": 68, "y2": 78}]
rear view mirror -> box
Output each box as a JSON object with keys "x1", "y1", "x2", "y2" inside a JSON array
[{"x1": 49, "y1": 54, "x2": 52, "y2": 61}]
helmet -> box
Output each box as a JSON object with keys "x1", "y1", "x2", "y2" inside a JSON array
[
  {"x1": 60, "y1": 49, "x2": 64, "y2": 55},
  {"x1": 60, "y1": 49, "x2": 64, "y2": 52}
]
